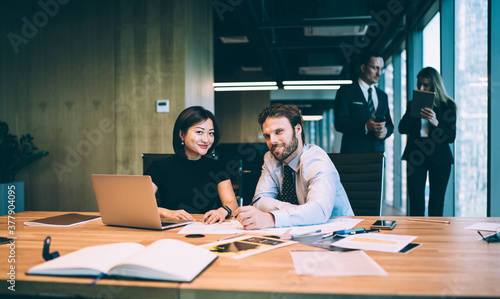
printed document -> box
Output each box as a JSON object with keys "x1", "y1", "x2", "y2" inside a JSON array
[
  {"x1": 291, "y1": 250, "x2": 387, "y2": 276},
  {"x1": 464, "y1": 222, "x2": 500, "y2": 232},
  {"x1": 178, "y1": 218, "x2": 363, "y2": 235},
  {"x1": 331, "y1": 233, "x2": 417, "y2": 253}
]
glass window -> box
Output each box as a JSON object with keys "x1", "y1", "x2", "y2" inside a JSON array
[
  {"x1": 401, "y1": 49, "x2": 407, "y2": 212},
  {"x1": 419, "y1": 13, "x2": 442, "y2": 215},
  {"x1": 454, "y1": 0, "x2": 488, "y2": 216},
  {"x1": 384, "y1": 63, "x2": 394, "y2": 206},
  {"x1": 423, "y1": 12, "x2": 441, "y2": 72}
]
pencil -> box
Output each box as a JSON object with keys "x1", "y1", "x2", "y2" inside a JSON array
[
  {"x1": 409, "y1": 218, "x2": 451, "y2": 224},
  {"x1": 217, "y1": 233, "x2": 246, "y2": 241},
  {"x1": 290, "y1": 229, "x2": 322, "y2": 239}
]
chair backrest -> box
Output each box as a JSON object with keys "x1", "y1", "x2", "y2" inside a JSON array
[
  {"x1": 216, "y1": 143, "x2": 267, "y2": 206},
  {"x1": 142, "y1": 153, "x2": 174, "y2": 174},
  {"x1": 328, "y1": 152, "x2": 385, "y2": 216}
]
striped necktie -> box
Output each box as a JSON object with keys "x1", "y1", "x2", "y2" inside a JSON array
[
  {"x1": 281, "y1": 165, "x2": 298, "y2": 205},
  {"x1": 367, "y1": 87, "x2": 375, "y2": 117}
]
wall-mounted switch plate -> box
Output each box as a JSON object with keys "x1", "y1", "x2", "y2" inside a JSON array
[{"x1": 156, "y1": 99, "x2": 169, "y2": 113}]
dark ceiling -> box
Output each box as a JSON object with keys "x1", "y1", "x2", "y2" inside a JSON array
[{"x1": 213, "y1": 0, "x2": 426, "y2": 84}]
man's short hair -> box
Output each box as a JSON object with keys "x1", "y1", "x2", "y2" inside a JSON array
[
  {"x1": 359, "y1": 50, "x2": 383, "y2": 67},
  {"x1": 258, "y1": 103, "x2": 305, "y2": 143}
]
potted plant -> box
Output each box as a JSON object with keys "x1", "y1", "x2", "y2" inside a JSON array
[{"x1": 0, "y1": 121, "x2": 49, "y2": 215}]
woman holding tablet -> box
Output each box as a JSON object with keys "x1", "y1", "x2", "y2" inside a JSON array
[
  {"x1": 399, "y1": 67, "x2": 457, "y2": 216},
  {"x1": 145, "y1": 106, "x2": 238, "y2": 224}
]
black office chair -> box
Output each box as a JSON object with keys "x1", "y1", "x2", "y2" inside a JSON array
[
  {"x1": 328, "y1": 152, "x2": 385, "y2": 216},
  {"x1": 216, "y1": 143, "x2": 267, "y2": 206},
  {"x1": 142, "y1": 153, "x2": 174, "y2": 174}
]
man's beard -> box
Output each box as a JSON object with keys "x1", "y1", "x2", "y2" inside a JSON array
[{"x1": 270, "y1": 130, "x2": 299, "y2": 162}]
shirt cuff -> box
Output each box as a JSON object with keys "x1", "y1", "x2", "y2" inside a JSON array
[{"x1": 270, "y1": 210, "x2": 292, "y2": 227}]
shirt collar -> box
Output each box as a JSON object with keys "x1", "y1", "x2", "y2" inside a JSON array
[
  {"x1": 284, "y1": 144, "x2": 307, "y2": 172},
  {"x1": 358, "y1": 78, "x2": 376, "y2": 93}
]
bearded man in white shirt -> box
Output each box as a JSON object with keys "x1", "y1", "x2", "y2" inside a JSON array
[{"x1": 234, "y1": 104, "x2": 354, "y2": 229}]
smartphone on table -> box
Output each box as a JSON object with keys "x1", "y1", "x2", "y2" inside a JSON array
[{"x1": 370, "y1": 220, "x2": 397, "y2": 230}]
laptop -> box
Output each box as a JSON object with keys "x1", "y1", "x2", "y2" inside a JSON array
[{"x1": 91, "y1": 174, "x2": 194, "y2": 230}]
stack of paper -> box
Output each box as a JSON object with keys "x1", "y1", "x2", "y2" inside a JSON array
[{"x1": 291, "y1": 250, "x2": 387, "y2": 276}]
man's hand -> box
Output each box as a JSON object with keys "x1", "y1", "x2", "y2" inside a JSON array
[
  {"x1": 234, "y1": 206, "x2": 275, "y2": 230},
  {"x1": 158, "y1": 208, "x2": 195, "y2": 221},
  {"x1": 366, "y1": 118, "x2": 385, "y2": 132},
  {"x1": 366, "y1": 117, "x2": 387, "y2": 139},
  {"x1": 374, "y1": 126, "x2": 387, "y2": 139}
]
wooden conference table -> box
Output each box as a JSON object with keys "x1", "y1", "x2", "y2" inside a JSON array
[{"x1": 1, "y1": 212, "x2": 499, "y2": 299}]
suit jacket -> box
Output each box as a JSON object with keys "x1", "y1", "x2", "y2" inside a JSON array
[
  {"x1": 399, "y1": 100, "x2": 456, "y2": 166},
  {"x1": 334, "y1": 82, "x2": 394, "y2": 153}
]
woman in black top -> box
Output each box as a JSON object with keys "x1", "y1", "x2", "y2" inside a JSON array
[
  {"x1": 399, "y1": 67, "x2": 457, "y2": 216},
  {"x1": 145, "y1": 106, "x2": 238, "y2": 224}
]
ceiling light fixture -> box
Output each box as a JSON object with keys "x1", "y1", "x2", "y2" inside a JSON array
[
  {"x1": 282, "y1": 80, "x2": 352, "y2": 85},
  {"x1": 213, "y1": 82, "x2": 277, "y2": 87},
  {"x1": 298, "y1": 66, "x2": 343, "y2": 76},
  {"x1": 303, "y1": 115, "x2": 324, "y2": 121},
  {"x1": 214, "y1": 86, "x2": 279, "y2": 91},
  {"x1": 241, "y1": 66, "x2": 263, "y2": 72},
  {"x1": 219, "y1": 36, "x2": 249, "y2": 44},
  {"x1": 283, "y1": 85, "x2": 340, "y2": 90}
]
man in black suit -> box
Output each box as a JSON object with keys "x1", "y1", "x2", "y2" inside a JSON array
[{"x1": 334, "y1": 51, "x2": 394, "y2": 153}]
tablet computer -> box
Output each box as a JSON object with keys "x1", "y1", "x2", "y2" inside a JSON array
[{"x1": 411, "y1": 90, "x2": 435, "y2": 117}]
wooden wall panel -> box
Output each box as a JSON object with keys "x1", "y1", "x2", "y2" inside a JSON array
[
  {"x1": 184, "y1": 0, "x2": 214, "y2": 111},
  {"x1": 116, "y1": 0, "x2": 213, "y2": 176},
  {"x1": 27, "y1": 0, "x2": 116, "y2": 211},
  {"x1": 0, "y1": 0, "x2": 213, "y2": 211},
  {"x1": 116, "y1": 0, "x2": 180, "y2": 175},
  {"x1": 215, "y1": 91, "x2": 270, "y2": 143},
  {"x1": 0, "y1": 1, "x2": 31, "y2": 149}
]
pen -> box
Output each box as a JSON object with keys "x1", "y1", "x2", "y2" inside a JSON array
[
  {"x1": 250, "y1": 197, "x2": 261, "y2": 206},
  {"x1": 333, "y1": 228, "x2": 366, "y2": 235},
  {"x1": 321, "y1": 232, "x2": 335, "y2": 239},
  {"x1": 322, "y1": 228, "x2": 379, "y2": 238},
  {"x1": 409, "y1": 219, "x2": 451, "y2": 224},
  {"x1": 321, "y1": 228, "x2": 368, "y2": 239},
  {"x1": 217, "y1": 233, "x2": 246, "y2": 241},
  {"x1": 359, "y1": 229, "x2": 381, "y2": 234},
  {"x1": 290, "y1": 230, "x2": 321, "y2": 239}
]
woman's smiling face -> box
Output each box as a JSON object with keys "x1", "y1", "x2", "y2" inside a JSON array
[{"x1": 180, "y1": 118, "x2": 215, "y2": 160}]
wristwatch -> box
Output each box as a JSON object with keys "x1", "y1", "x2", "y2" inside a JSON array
[{"x1": 222, "y1": 205, "x2": 232, "y2": 219}]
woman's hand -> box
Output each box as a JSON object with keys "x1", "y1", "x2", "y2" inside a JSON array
[
  {"x1": 421, "y1": 107, "x2": 439, "y2": 127},
  {"x1": 202, "y1": 208, "x2": 228, "y2": 224},
  {"x1": 158, "y1": 208, "x2": 195, "y2": 221}
]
